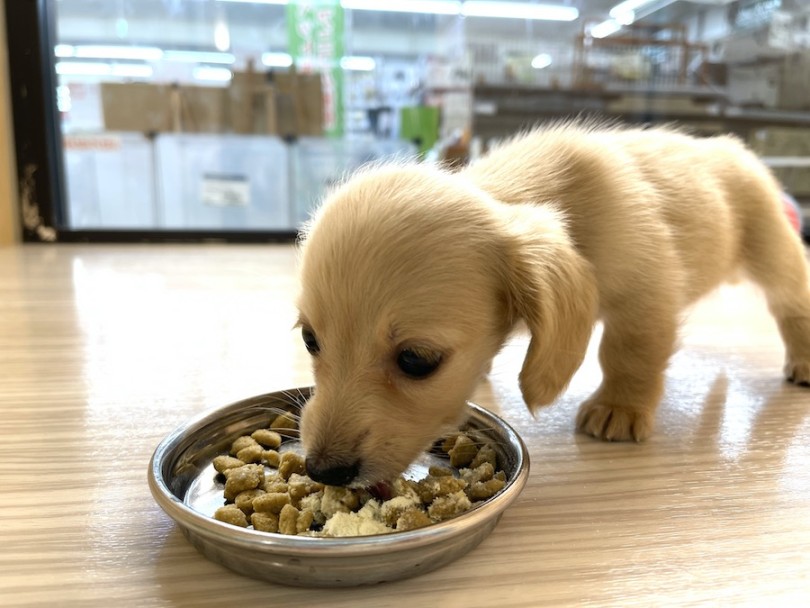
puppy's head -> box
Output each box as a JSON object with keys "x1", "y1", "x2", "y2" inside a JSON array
[{"x1": 296, "y1": 164, "x2": 596, "y2": 486}]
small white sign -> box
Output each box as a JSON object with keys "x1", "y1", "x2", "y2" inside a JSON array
[{"x1": 201, "y1": 173, "x2": 250, "y2": 207}]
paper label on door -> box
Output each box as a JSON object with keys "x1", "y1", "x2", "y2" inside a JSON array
[{"x1": 201, "y1": 173, "x2": 250, "y2": 207}]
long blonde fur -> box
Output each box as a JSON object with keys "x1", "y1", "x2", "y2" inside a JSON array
[{"x1": 296, "y1": 122, "x2": 810, "y2": 485}]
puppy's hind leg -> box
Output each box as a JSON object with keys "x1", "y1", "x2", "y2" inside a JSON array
[
  {"x1": 740, "y1": 192, "x2": 810, "y2": 385},
  {"x1": 576, "y1": 298, "x2": 679, "y2": 442}
]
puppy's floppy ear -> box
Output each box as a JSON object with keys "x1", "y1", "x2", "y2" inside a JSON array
[{"x1": 499, "y1": 204, "x2": 598, "y2": 411}]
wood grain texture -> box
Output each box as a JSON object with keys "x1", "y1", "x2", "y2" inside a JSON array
[{"x1": 1, "y1": 244, "x2": 808, "y2": 607}]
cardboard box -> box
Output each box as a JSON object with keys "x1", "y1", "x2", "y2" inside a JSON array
[
  {"x1": 272, "y1": 71, "x2": 324, "y2": 137},
  {"x1": 228, "y1": 71, "x2": 279, "y2": 135},
  {"x1": 102, "y1": 83, "x2": 228, "y2": 133},
  {"x1": 101, "y1": 83, "x2": 172, "y2": 132},
  {"x1": 170, "y1": 85, "x2": 228, "y2": 133}
]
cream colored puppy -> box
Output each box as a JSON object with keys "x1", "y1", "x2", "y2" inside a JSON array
[{"x1": 296, "y1": 122, "x2": 810, "y2": 487}]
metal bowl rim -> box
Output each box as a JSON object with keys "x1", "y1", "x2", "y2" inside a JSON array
[{"x1": 148, "y1": 388, "x2": 530, "y2": 557}]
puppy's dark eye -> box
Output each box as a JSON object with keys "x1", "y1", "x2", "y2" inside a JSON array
[
  {"x1": 302, "y1": 327, "x2": 320, "y2": 355},
  {"x1": 397, "y1": 349, "x2": 441, "y2": 379}
]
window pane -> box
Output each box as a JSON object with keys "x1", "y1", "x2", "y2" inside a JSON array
[{"x1": 51, "y1": 0, "x2": 810, "y2": 234}]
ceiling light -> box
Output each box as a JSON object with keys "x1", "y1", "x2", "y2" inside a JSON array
[
  {"x1": 214, "y1": 20, "x2": 231, "y2": 52},
  {"x1": 531, "y1": 53, "x2": 552, "y2": 69},
  {"x1": 72, "y1": 45, "x2": 163, "y2": 61},
  {"x1": 55, "y1": 61, "x2": 153, "y2": 78},
  {"x1": 590, "y1": 19, "x2": 622, "y2": 38},
  {"x1": 341, "y1": 0, "x2": 461, "y2": 14},
  {"x1": 340, "y1": 56, "x2": 376, "y2": 71},
  {"x1": 193, "y1": 66, "x2": 233, "y2": 82},
  {"x1": 261, "y1": 52, "x2": 293, "y2": 67},
  {"x1": 54, "y1": 44, "x2": 74, "y2": 58},
  {"x1": 162, "y1": 50, "x2": 235, "y2": 64},
  {"x1": 215, "y1": 0, "x2": 288, "y2": 4},
  {"x1": 462, "y1": 1, "x2": 578, "y2": 21}
]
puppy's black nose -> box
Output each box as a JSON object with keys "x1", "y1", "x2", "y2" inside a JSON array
[{"x1": 305, "y1": 458, "x2": 360, "y2": 486}]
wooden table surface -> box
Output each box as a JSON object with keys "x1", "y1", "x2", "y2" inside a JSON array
[{"x1": 1, "y1": 244, "x2": 808, "y2": 607}]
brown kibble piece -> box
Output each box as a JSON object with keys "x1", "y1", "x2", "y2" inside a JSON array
[
  {"x1": 252, "y1": 492, "x2": 291, "y2": 514},
  {"x1": 234, "y1": 489, "x2": 265, "y2": 514},
  {"x1": 214, "y1": 505, "x2": 248, "y2": 527},
  {"x1": 467, "y1": 477, "x2": 506, "y2": 501},
  {"x1": 230, "y1": 435, "x2": 259, "y2": 456},
  {"x1": 223, "y1": 465, "x2": 264, "y2": 501},
  {"x1": 449, "y1": 434, "x2": 477, "y2": 468},
  {"x1": 297, "y1": 508, "x2": 315, "y2": 533},
  {"x1": 470, "y1": 443, "x2": 498, "y2": 469},
  {"x1": 236, "y1": 443, "x2": 264, "y2": 464},
  {"x1": 263, "y1": 450, "x2": 281, "y2": 467},
  {"x1": 428, "y1": 491, "x2": 472, "y2": 521},
  {"x1": 251, "y1": 512, "x2": 279, "y2": 533},
  {"x1": 428, "y1": 465, "x2": 454, "y2": 477},
  {"x1": 251, "y1": 428, "x2": 282, "y2": 449},
  {"x1": 460, "y1": 462, "x2": 495, "y2": 486},
  {"x1": 278, "y1": 452, "x2": 306, "y2": 480},
  {"x1": 212, "y1": 455, "x2": 245, "y2": 474},
  {"x1": 441, "y1": 433, "x2": 462, "y2": 453},
  {"x1": 278, "y1": 503, "x2": 300, "y2": 535},
  {"x1": 270, "y1": 412, "x2": 298, "y2": 436},
  {"x1": 396, "y1": 509, "x2": 432, "y2": 531}
]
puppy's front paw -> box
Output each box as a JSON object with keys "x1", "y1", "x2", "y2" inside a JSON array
[
  {"x1": 785, "y1": 358, "x2": 810, "y2": 387},
  {"x1": 576, "y1": 400, "x2": 653, "y2": 442}
]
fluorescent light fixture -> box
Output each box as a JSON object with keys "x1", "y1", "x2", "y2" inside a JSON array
[
  {"x1": 261, "y1": 52, "x2": 293, "y2": 67},
  {"x1": 609, "y1": 0, "x2": 653, "y2": 18},
  {"x1": 462, "y1": 1, "x2": 578, "y2": 21},
  {"x1": 162, "y1": 50, "x2": 235, "y2": 64},
  {"x1": 193, "y1": 66, "x2": 233, "y2": 82},
  {"x1": 340, "y1": 55, "x2": 376, "y2": 71},
  {"x1": 214, "y1": 20, "x2": 231, "y2": 52},
  {"x1": 590, "y1": 19, "x2": 622, "y2": 38},
  {"x1": 531, "y1": 53, "x2": 552, "y2": 69},
  {"x1": 341, "y1": 0, "x2": 461, "y2": 15},
  {"x1": 55, "y1": 44, "x2": 74, "y2": 58},
  {"x1": 216, "y1": 0, "x2": 288, "y2": 4},
  {"x1": 55, "y1": 61, "x2": 153, "y2": 78},
  {"x1": 111, "y1": 64, "x2": 154, "y2": 78},
  {"x1": 607, "y1": 0, "x2": 679, "y2": 23},
  {"x1": 72, "y1": 45, "x2": 163, "y2": 61},
  {"x1": 56, "y1": 61, "x2": 112, "y2": 76}
]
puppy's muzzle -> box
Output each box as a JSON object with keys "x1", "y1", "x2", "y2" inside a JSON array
[{"x1": 305, "y1": 456, "x2": 360, "y2": 486}]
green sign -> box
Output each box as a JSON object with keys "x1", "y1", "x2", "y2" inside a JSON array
[{"x1": 287, "y1": 0, "x2": 344, "y2": 137}]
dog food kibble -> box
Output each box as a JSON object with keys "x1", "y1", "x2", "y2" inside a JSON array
[
  {"x1": 223, "y1": 464, "x2": 265, "y2": 501},
  {"x1": 263, "y1": 450, "x2": 281, "y2": 468},
  {"x1": 212, "y1": 455, "x2": 246, "y2": 473},
  {"x1": 428, "y1": 491, "x2": 472, "y2": 521},
  {"x1": 396, "y1": 508, "x2": 433, "y2": 532},
  {"x1": 250, "y1": 511, "x2": 279, "y2": 533},
  {"x1": 277, "y1": 452, "x2": 306, "y2": 480},
  {"x1": 252, "y1": 492, "x2": 291, "y2": 514},
  {"x1": 251, "y1": 429, "x2": 282, "y2": 449},
  {"x1": 236, "y1": 443, "x2": 265, "y2": 464},
  {"x1": 230, "y1": 436, "x2": 259, "y2": 455},
  {"x1": 448, "y1": 434, "x2": 478, "y2": 467},
  {"x1": 235, "y1": 489, "x2": 266, "y2": 514},
  {"x1": 270, "y1": 412, "x2": 298, "y2": 435},
  {"x1": 211, "y1": 419, "x2": 509, "y2": 537},
  {"x1": 278, "y1": 503, "x2": 300, "y2": 535},
  {"x1": 214, "y1": 505, "x2": 249, "y2": 527}
]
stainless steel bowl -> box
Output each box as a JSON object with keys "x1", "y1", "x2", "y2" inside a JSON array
[{"x1": 148, "y1": 387, "x2": 529, "y2": 587}]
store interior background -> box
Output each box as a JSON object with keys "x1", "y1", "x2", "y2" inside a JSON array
[{"x1": 5, "y1": 0, "x2": 810, "y2": 240}]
